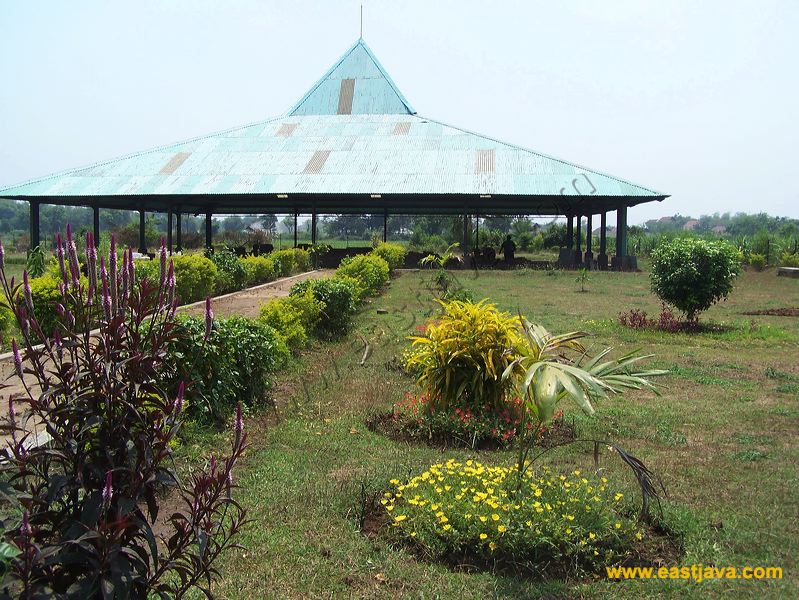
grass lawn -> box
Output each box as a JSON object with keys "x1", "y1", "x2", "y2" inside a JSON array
[{"x1": 182, "y1": 268, "x2": 797, "y2": 598}]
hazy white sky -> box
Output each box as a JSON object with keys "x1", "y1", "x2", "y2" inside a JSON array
[{"x1": 1, "y1": 0, "x2": 796, "y2": 224}]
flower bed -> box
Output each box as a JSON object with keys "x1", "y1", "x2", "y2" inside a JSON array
[{"x1": 382, "y1": 459, "x2": 642, "y2": 575}]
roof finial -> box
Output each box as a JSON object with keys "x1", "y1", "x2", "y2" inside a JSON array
[{"x1": 360, "y1": 4, "x2": 363, "y2": 39}]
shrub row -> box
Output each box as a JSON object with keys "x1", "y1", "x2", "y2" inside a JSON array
[
  {"x1": 260, "y1": 246, "x2": 399, "y2": 349},
  {"x1": 162, "y1": 316, "x2": 290, "y2": 423}
]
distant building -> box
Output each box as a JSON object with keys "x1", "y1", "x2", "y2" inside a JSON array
[
  {"x1": 712, "y1": 225, "x2": 727, "y2": 234},
  {"x1": 683, "y1": 220, "x2": 699, "y2": 231}
]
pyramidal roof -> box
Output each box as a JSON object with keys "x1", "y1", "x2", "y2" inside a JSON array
[
  {"x1": 0, "y1": 39, "x2": 666, "y2": 208},
  {"x1": 287, "y1": 39, "x2": 415, "y2": 116}
]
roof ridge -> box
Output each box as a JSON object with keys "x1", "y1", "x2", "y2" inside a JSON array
[
  {"x1": 416, "y1": 114, "x2": 666, "y2": 197},
  {"x1": 0, "y1": 115, "x2": 284, "y2": 194}
]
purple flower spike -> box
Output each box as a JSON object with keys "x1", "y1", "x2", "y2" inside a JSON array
[
  {"x1": 103, "y1": 471, "x2": 113, "y2": 506},
  {"x1": 21, "y1": 512, "x2": 31, "y2": 538},
  {"x1": 159, "y1": 238, "x2": 167, "y2": 283},
  {"x1": 234, "y1": 403, "x2": 244, "y2": 446},
  {"x1": 66, "y1": 225, "x2": 80, "y2": 286},
  {"x1": 8, "y1": 398, "x2": 17, "y2": 446},
  {"x1": 56, "y1": 233, "x2": 67, "y2": 285},
  {"x1": 109, "y1": 236, "x2": 118, "y2": 313},
  {"x1": 204, "y1": 297, "x2": 214, "y2": 341},
  {"x1": 23, "y1": 271, "x2": 33, "y2": 311},
  {"x1": 86, "y1": 232, "x2": 97, "y2": 292},
  {"x1": 167, "y1": 260, "x2": 176, "y2": 306},
  {"x1": 128, "y1": 247, "x2": 136, "y2": 288},
  {"x1": 11, "y1": 340, "x2": 23, "y2": 379},
  {"x1": 227, "y1": 469, "x2": 234, "y2": 487},
  {"x1": 121, "y1": 249, "x2": 129, "y2": 309},
  {"x1": 174, "y1": 381, "x2": 185, "y2": 415},
  {"x1": 209, "y1": 455, "x2": 217, "y2": 474}
]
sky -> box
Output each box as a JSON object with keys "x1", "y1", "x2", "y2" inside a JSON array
[{"x1": 0, "y1": 0, "x2": 797, "y2": 225}]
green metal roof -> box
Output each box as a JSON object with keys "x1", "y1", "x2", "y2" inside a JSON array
[{"x1": 0, "y1": 39, "x2": 667, "y2": 214}]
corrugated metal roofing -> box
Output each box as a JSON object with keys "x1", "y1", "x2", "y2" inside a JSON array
[{"x1": 0, "y1": 39, "x2": 665, "y2": 203}]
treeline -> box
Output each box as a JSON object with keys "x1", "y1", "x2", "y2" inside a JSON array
[{"x1": 644, "y1": 212, "x2": 799, "y2": 238}]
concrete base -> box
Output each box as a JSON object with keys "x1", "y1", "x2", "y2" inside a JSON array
[
  {"x1": 557, "y1": 247, "x2": 574, "y2": 267},
  {"x1": 597, "y1": 253, "x2": 609, "y2": 270},
  {"x1": 583, "y1": 251, "x2": 594, "y2": 268},
  {"x1": 778, "y1": 267, "x2": 799, "y2": 278},
  {"x1": 611, "y1": 255, "x2": 639, "y2": 272}
]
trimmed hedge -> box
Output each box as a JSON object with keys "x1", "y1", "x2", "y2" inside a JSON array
[
  {"x1": 372, "y1": 242, "x2": 407, "y2": 271},
  {"x1": 290, "y1": 277, "x2": 360, "y2": 339},
  {"x1": 336, "y1": 253, "x2": 390, "y2": 296},
  {"x1": 259, "y1": 291, "x2": 325, "y2": 350}
]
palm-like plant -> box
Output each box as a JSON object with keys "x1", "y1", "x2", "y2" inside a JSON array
[
  {"x1": 503, "y1": 319, "x2": 668, "y2": 518},
  {"x1": 419, "y1": 242, "x2": 460, "y2": 295}
]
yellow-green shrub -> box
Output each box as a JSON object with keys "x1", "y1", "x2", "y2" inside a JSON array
[
  {"x1": 336, "y1": 254, "x2": 390, "y2": 296},
  {"x1": 331, "y1": 273, "x2": 365, "y2": 302},
  {"x1": 270, "y1": 249, "x2": 310, "y2": 277},
  {"x1": 136, "y1": 254, "x2": 217, "y2": 305},
  {"x1": 27, "y1": 274, "x2": 63, "y2": 337},
  {"x1": 748, "y1": 253, "x2": 766, "y2": 271},
  {"x1": 780, "y1": 252, "x2": 799, "y2": 268},
  {"x1": 259, "y1": 291, "x2": 325, "y2": 350},
  {"x1": 241, "y1": 255, "x2": 276, "y2": 286},
  {"x1": 404, "y1": 300, "x2": 523, "y2": 412},
  {"x1": 372, "y1": 243, "x2": 407, "y2": 271},
  {"x1": 384, "y1": 459, "x2": 641, "y2": 572}
]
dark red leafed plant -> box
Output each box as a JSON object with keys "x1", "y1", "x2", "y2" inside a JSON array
[{"x1": 0, "y1": 229, "x2": 248, "y2": 599}]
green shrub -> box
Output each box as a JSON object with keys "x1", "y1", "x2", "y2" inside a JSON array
[
  {"x1": 371, "y1": 243, "x2": 407, "y2": 271},
  {"x1": 209, "y1": 249, "x2": 248, "y2": 294},
  {"x1": 748, "y1": 253, "x2": 766, "y2": 271},
  {"x1": 384, "y1": 459, "x2": 641, "y2": 573},
  {"x1": 404, "y1": 300, "x2": 523, "y2": 413},
  {"x1": 780, "y1": 252, "x2": 799, "y2": 268},
  {"x1": 259, "y1": 291, "x2": 325, "y2": 350},
  {"x1": 336, "y1": 254, "x2": 390, "y2": 296},
  {"x1": 241, "y1": 255, "x2": 276, "y2": 286},
  {"x1": 290, "y1": 277, "x2": 359, "y2": 339},
  {"x1": 0, "y1": 301, "x2": 14, "y2": 339},
  {"x1": 164, "y1": 316, "x2": 289, "y2": 422},
  {"x1": 26, "y1": 274, "x2": 62, "y2": 337},
  {"x1": 650, "y1": 238, "x2": 741, "y2": 321},
  {"x1": 441, "y1": 287, "x2": 476, "y2": 303},
  {"x1": 136, "y1": 254, "x2": 217, "y2": 305},
  {"x1": 271, "y1": 249, "x2": 310, "y2": 277},
  {"x1": 331, "y1": 273, "x2": 366, "y2": 302}
]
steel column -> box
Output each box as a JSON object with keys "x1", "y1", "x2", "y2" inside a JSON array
[
  {"x1": 93, "y1": 205, "x2": 100, "y2": 246},
  {"x1": 205, "y1": 210, "x2": 213, "y2": 251},
  {"x1": 176, "y1": 210, "x2": 183, "y2": 252},
  {"x1": 138, "y1": 209, "x2": 147, "y2": 254},
  {"x1": 575, "y1": 215, "x2": 582, "y2": 253},
  {"x1": 566, "y1": 213, "x2": 574, "y2": 250},
  {"x1": 599, "y1": 212, "x2": 607, "y2": 256},
  {"x1": 311, "y1": 210, "x2": 317, "y2": 245},
  {"x1": 29, "y1": 201, "x2": 40, "y2": 249},
  {"x1": 293, "y1": 212, "x2": 298, "y2": 248},
  {"x1": 383, "y1": 208, "x2": 388, "y2": 243},
  {"x1": 167, "y1": 209, "x2": 173, "y2": 253}
]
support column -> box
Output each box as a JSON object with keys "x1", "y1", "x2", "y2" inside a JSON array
[
  {"x1": 584, "y1": 213, "x2": 593, "y2": 267},
  {"x1": 559, "y1": 213, "x2": 575, "y2": 267},
  {"x1": 598, "y1": 211, "x2": 608, "y2": 270},
  {"x1": 167, "y1": 209, "x2": 173, "y2": 254},
  {"x1": 475, "y1": 211, "x2": 480, "y2": 249},
  {"x1": 176, "y1": 210, "x2": 183, "y2": 252},
  {"x1": 311, "y1": 211, "x2": 317, "y2": 245},
  {"x1": 29, "y1": 201, "x2": 40, "y2": 250},
  {"x1": 293, "y1": 212, "x2": 298, "y2": 248},
  {"x1": 138, "y1": 209, "x2": 147, "y2": 254},
  {"x1": 575, "y1": 215, "x2": 582, "y2": 264},
  {"x1": 205, "y1": 210, "x2": 213, "y2": 251},
  {"x1": 92, "y1": 205, "x2": 100, "y2": 246},
  {"x1": 462, "y1": 213, "x2": 469, "y2": 253},
  {"x1": 383, "y1": 208, "x2": 388, "y2": 243}
]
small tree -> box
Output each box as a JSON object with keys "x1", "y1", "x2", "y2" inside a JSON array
[{"x1": 649, "y1": 237, "x2": 741, "y2": 321}]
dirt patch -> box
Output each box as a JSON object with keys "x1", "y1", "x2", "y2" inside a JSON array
[
  {"x1": 742, "y1": 307, "x2": 799, "y2": 317},
  {"x1": 180, "y1": 269, "x2": 333, "y2": 319},
  {"x1": 365, "y1": 411, "x2": 576, "y2": 451}
]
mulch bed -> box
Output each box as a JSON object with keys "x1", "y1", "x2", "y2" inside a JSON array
[
  {"x1": 742, "y1": 308, "x2": 799, "y2": 317},
  {"x1": 365, "y1": 411, "x2": 576, "y2": 451}
]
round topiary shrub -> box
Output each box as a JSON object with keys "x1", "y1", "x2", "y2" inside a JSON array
[
  {"x1": 336, "y1": 254, "x2": 390, "y2": 296},
  {"x1": 649, "y1": 238, "x2": 741, "y2": 321}
]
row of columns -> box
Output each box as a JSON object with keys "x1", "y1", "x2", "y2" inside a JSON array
[
  {"x1": 562, "y1": 205, "x2": 630, "y2": 270},
  {"x1": 28, "y1": 203, "x2": 392, "y2": 254}
]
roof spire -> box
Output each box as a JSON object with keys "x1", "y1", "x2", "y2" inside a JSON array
[{"x1": 360, "y1": 4, "x2": 363, "y2": 39}]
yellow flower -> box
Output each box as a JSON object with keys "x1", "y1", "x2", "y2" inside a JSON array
[
  {"x1": 614, "y1": 522, "x2": 621, "y2": 529},
  {"x1": 534, "y1": 489, "x2": 542, "y2": 497},
  {"x1": 589, "y1": 532, "x2": 596, "y2": 539},
  {"x1": 566, "y1": 528, "x2": 572, "y2": 534},
  {"x1": 479, "y1": 516, "x2": 488, "y2": 523},
  {"x1": 479, "y1": 533, "x2": 488, "y2": 540},
  {"x1": 497, "y1": 525, "x2": 507, "y2": 533},
  {"x1": 635, "y1": 531, "x2": 643, "y2": 540},
  {"x1": 443, "y1": 524, "x2": 452, "y2": 531},
  {"x1": 489, "y1": 542, "x2": 497, "y2": 552},
  {"x1": 439, "y1": 516, "x2": 449, "y2": 524},
  {"x1": 491, "y1": 514, "x2": 500, "y2": 521},
  {"x1": 614, "y1": 493, "x2": 624, "y2": 501},
  {"x1": 386, "y1": 505, "x2": 394, "y2": 511},
  {"x1": 389, "y1": 479, "x2": 400, "y2": 485},
  {"x1": 394, "y1": 515, "x2": 407, "y2": 523}
]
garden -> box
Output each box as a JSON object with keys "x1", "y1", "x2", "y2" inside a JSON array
[{"x1": 0, "y1": 232, "x2": 797, "y2": 598}]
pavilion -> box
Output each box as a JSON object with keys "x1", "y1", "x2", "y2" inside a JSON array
[{"x1": 0, "y1": 39, "x2": 667, "y2": 270}]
